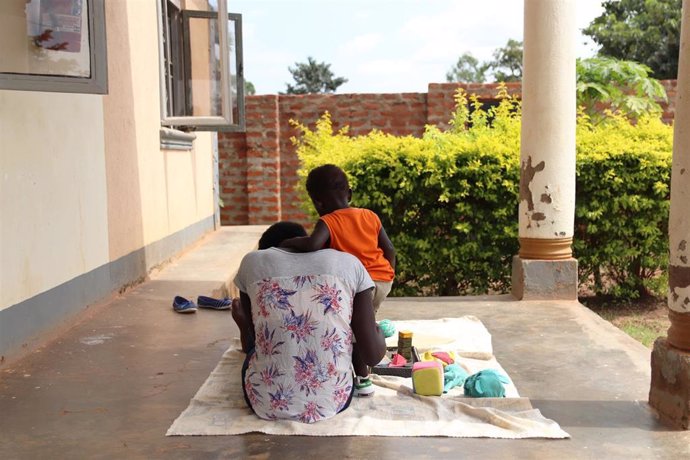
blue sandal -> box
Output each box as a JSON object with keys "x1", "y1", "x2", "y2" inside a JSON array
[
  {"x1": 197, "y1": 296, "x2": 232, "y2": 310},
  {"x1": 172, "y1": 296, "x2": 198, "y2": 313}
]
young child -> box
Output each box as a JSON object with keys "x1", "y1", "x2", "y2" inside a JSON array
[{"x1": 280, "y1": 164, "x2": 396, "y2": 396}]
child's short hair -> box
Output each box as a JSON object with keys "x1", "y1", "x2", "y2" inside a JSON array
[{"x1": 306, "y1": 164, "x2": 349, "y2": 198}]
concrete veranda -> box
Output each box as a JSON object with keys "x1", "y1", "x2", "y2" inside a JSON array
[{"x1": 1, "y1": 227, "x2": 688, "y2": 459}]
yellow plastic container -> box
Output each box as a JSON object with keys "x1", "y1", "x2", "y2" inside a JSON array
[{"x1": 412, "y1": 361, "x2": 443, "y2": 396}]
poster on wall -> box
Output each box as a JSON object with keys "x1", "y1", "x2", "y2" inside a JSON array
[{"x1": 34, "y1": 0, "x2": 83, "y2": 53}]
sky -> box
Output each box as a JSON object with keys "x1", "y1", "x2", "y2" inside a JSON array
[{"x1": 230, "y1": 0, "x2": 606, "y2": 95}]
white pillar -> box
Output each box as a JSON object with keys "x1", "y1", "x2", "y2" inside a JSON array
[
  {"x1": 649, "y1": 0, "x2": 690, "y2": 430},
  {"x1": 512, "y1": 0, "x2": 577, "y2": 300},
  {"x1": 668, "y1": 0, "x2": 690, "y2": 350},
  {"x1": 519, "y1": 0, "x2": 576, "y2": 259}
]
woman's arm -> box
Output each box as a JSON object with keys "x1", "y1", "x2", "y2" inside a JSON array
[
  {"x1": 280, "y1": 220, "x2": 331, "y2": 252},
  {"x1": 232, "y1": 292, "x2": 255, "y2": 353},
  {"x1": 350, "y1": 288, "x2": 386, "y2": 366}
]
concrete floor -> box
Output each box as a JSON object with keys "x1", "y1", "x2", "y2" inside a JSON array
[{"x1": 1, "y1": 227, "x2": 689, "y2": 459}]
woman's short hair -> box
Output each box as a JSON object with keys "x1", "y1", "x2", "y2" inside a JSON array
[{"x1": 258, "y1": 221, "x2": 307, "y2": 250}]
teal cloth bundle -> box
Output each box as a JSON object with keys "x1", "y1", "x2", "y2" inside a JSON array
[
  {"x1": 463, "y1": 369, "x2": 510, "y2": 398},
  {"x1": 378, "y1": 319, "x2": 396, "y2": 338},
  {"x1": 443, "y1": 364, "x2": 469, "y2": 393}
]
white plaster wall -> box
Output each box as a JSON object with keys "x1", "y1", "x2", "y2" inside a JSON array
[
  {"x1": 0, "y1": 0, "x2": 216, "y2": 313},
  {"x1": 0, "y1": 91, "x2": 109, "y2": 310},
  {"x1": 162, "y1": 136, "x2": 215, "y2": 234},
  {"x1": 104, "y1": 0, "x2": 215, "y2": 262}
]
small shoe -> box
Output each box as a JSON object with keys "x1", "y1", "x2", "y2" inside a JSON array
[
  {"x1": 173, "y1": 296, "x2": 197, "y2": 313},
  {"x1": 353, "y1": 376, "x2": 375, "y2": 397},
  {"x1": 197, "y1": 295, "x2": 232, "y2": 310}
]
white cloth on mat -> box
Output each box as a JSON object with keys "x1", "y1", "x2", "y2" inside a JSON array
[{"x1": 166, "y1": 317, "x2": 569, "y2": 439}]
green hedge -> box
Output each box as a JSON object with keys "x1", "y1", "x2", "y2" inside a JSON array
[
  {"x1": 575, "y1": 115, "x2": 672, "y2": 298},
  {"x1": 291, "y1": 89, "x2": 673, "y2": 298}
]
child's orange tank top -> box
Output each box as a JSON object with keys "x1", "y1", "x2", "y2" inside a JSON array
[{"x1": 320, "y1": 207, "x2": 394, "y2": 282}]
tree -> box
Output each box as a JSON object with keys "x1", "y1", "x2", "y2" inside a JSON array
[
  {"x1": 488, "y1": 39, "x2": 523, "y2": 82},
  {"x1": 583, "y1": 0, "x2": 682, "y2": 79},
  {"x1": 576, "y1": 57, "x2": 667, "y2": 124},
  {"x1": 285, "y1": 57, "x2": 348, "y2": 94},
  {"x1": 447, "y1": 39, "x2": 523, "y2": 84},
  {"x1": 446, "y1": 52, "x2": 488, "y2": 83},
  {"x1": 245, "y1": 80, "x2": 256, "y2": 95}
]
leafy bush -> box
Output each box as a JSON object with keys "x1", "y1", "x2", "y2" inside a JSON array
[
  {"x1": 576, "y1": 57, "x2": 667, "y2": 125},
  {"x1": 291, "y1": 88, "x2": 673, "y2": 298},
  {"x1": 575, "y1": 112, "x2": 672, "y2": 298}
]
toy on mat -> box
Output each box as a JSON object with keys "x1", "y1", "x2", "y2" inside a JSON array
[
  {"x1": 421, "y1": 350, "x2": 456, "y2": 367},
  {"x1": 378, "y1": 319, "x2": 396, "y2": 338},
  {"x1": 389, "y1": 353, "x2": 408, "y2": 367},
  {"x1": 397, "y1": 330, "x2": 413, "y2": 360},
  {"x1": 443, "y1": 363, "x2": 469, "y2": 393},
  {"x1": 463, "y1": 369, "x2": 509, "y2": 398},
  {"x1": 412, "y1": 361, "x2": 444, "y2": 396},
  {"x1": 431, "y1": 351, "x2": 454, "y2": 365}
]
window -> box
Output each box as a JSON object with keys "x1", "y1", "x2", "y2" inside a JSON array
[
  {"x1": 158, "y1": 0, "x2": 245, "y2": 133},
  {"x1": 0, "y1": 0, "x2": 107, "y2": 94}
]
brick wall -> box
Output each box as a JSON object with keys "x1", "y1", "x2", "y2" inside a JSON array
[
  {"x1": 219, "y1": 80, "x2": 677, "y2": 226},
  {"x1": 661, "y1": 79, "x2": 677, "y2": 123},
  {"x1": 277, "y1": 92, "x2": 428, "y2": 223},
  {"x1": 427, "y1": 82, "x2": 523, "y2": 130}
]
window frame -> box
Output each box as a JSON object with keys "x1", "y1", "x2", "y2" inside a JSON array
[
  {"x1": 181, "y1": 11, "x2": 245, "y2": 132},
  {"x1": 158, "y1": 0, "x2": 241, "y2": 130},
  {"x1": 0, "y1": 0, "x2": 108, "y2": 95}
]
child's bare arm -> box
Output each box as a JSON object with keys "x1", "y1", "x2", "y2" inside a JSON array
[
  {"x1": 280, "y1": 220, "x2": 331, "y2": 252},
  {"x1": 378, "y1": 226, "x2": 396, "y2": 271}
]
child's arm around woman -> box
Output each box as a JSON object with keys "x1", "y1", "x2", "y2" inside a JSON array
[
  {"x1": 282, "y1": 216, "x2": 396, "y2": 273},
  {"x1": 280, "y1": 220, "x2": 331, "y2": 252}
]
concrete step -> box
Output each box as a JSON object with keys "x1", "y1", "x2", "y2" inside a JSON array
[{"x1": 151, "y1": 225, "x2": 266, "y2": 299}]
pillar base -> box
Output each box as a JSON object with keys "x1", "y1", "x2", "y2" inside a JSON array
[
  {"x1": 511, "y1": 256, "x2": 577, "y2": 300},
  {"x1": 649, "y1": 337, "x2": 690, "y2": 430},
  {"x1": 668, "y1": 309, "x2": 690, "y2": 351},
  {"x1": 519, "y1": 237, "x2": 573, "y2": 260}
]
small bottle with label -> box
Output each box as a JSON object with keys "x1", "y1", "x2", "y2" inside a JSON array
[{"x1": 397, "y1": 330, "x2": 413, "y2": 361}]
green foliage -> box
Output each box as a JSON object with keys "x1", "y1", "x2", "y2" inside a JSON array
[
  {"x1": 293, "y1": 88, "x2": 522, "y2": 295},
  {"x1": 244, "y1": 80, "x2": 256, "y2": 95},
  {"x1": 583, "y1": 0, "x2": 682, "y2": 79},
  {"x1": 446, "y1": 52, "x2": 489, "y2": 83},
  {"x1": 576, "y1": 57, "x2": 667, "y2": 124},
  {"x1": 575, "y1": 113, "x2": 672, "y2": 298},
  {"x1": 291, "y1": 90, "x2": 673, "y2": 299},
  {"x1": 447, "y1": 39, "x2": 522, "y2": 83},
  {"x1": 285, "y1": 57, "x2": 348, "y2": 94}
]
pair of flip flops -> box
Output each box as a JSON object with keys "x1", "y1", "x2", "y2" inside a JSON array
[{"x1": 172, "y1": 296, "x2": 232, "y2": 314}]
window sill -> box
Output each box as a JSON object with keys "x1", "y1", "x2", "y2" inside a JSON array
[{"x1": 160, "y1": 127, "x2": 196, "y2": 151}]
